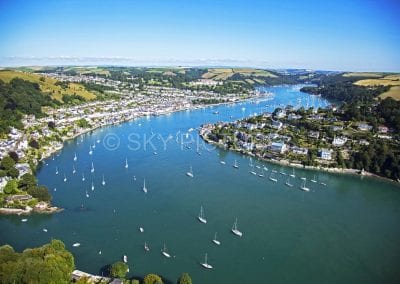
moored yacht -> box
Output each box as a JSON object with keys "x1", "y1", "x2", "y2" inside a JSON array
[
  {"x1": 212, "y1": 232, "x2": 221, "y2": 245},
  {"x1": 231, "y1": 218, "x2": 243, "y2": 237},
  {"x1": 201, "y1": 253, "x2": 213, "y2": 269},
  {"x1": 198, "y1": 206, "x2": 207, "y2": 224}
]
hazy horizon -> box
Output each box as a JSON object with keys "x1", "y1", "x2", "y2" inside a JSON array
[{"x1": 1, "y1": 0, "x2": 400, "y2": 72}]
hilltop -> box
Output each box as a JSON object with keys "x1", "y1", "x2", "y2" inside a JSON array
[{"x1": 0, "y1": 70, "x2": 96, "y2": 101}]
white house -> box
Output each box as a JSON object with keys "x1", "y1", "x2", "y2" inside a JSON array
[
  {"x1": 318, "y1": 148, "x2": 332, "y2": 160},
  {"x1": 270, "y1": 142, "x2": 287, "y2": 154}
]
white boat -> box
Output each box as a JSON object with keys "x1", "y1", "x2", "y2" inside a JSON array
[
  {"x1": 290, "y1": 168, "x2": 296, "y2": 178},
  {"x1": 201, "y1": 253, "x2": 213, "y2": 269},
  {"x1": 125, "y1": 158, "x2": 128, "y2": 169},
  {"x1": 231, "y1": 218, "x2": 243, "y2": 237},
  {"x1": 91, "y1": 181, "x2": 95, "y2": 191},
  {"x1": 102, "y1": 175, "x2": 106, "y2": 186},
  {"x1": 55, "y1": 167, "x2": 59, "y2": 175},
  {"x1": 91, "y1": 162, "x2": 95, "y2": 173},
  {"x1": 154, "y1": 151, "x2": 158, "y2": 155},
  {"x1": 250, "y1": 170, "x2": 257, "y2": 175},
  {"x1": 269, "y1": 172, "x2": 277, "y2": 182},
  {"x1": 89, "y1": 146, "x2": 93, "y2": 155},
  {"x1": 198, "y1": 206, "x2": 207, "y2": 224},
  {"x1": 186, "y1": 166, "x2": 194, "y2": 178},
  {"x1": 220, "y1": 161, "x2": 226, "y2": 165},
  {"x1": 86, "y1": 191, "x2": 89, "y2": 198},
  {"x1": 233, "y1": 159, "x2": 239, "y2": 169},
  {"x1": 285, "y1": 176, "x2": 293, "y2": 187},
  {"x1": 300, "y1": 179, "x2": 310, "y2": 192},
  {"x1": 258, "y1": 168, "x2": 264, "y2": 177},
  {"x1": 161, "y1": 243, "x2": 171, "y2": 258},
  {"x1": 311, "y1": 175, "x2": 317, "y2": 183},
  {"x1": 63, "y1": 174, "x2": 67, "y2": 182},
  {"x1": 72, "y1": 165, "x2": 76, "y2": 174},
  {"x1": 123, "y1": 255, "x2": 128, "y2": 263},
  {"x1": 249, "y1": 158, "x2": 254, "y2": 167},
  {"x1": 139, "y1": 227, "x2": 144, "y2": 233},
  {"x1": 96, "y1": 139, "x2": 100, "y2": 144},
  {"x1": 263, "y1": 166, "x2": 269, "y2": 172},
  {"x1": 320, "y1": 182, "x2": 327, "y2": 186},
  {"x1": 212, "y1": 232, "x2": 221, "y2": 245},
  {"x1": 54, "y1": 188, "x2": 57, "y2": 192},
  {"x1": 72, "y1": 243, "x2": 80, "y2": 247},
  {"x1": 82, "y1": 173, "x2": 85, "y2": 182},
  {"x1": 42, "y1": 228, "x2": 48, "y2": 232},
  {"x1": 21, "y1": 218, "x2": 28, "y2": 222},
  {"x1": 144, "y1": 242, "x2": 150, "y2": 251},
  {"x1": 142, "y1": 178, "x2": 148, "y2": 193},
  {"x1": 92, "y1": 143, "x2": 96, "y2": 149},
  {"x1": 73, "y1": 153, "x2": 77, "y2": 161}
]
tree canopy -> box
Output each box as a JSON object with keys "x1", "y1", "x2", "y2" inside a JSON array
[{"x1": 0, "y1": 239, "x2": 75, "y2": 284}]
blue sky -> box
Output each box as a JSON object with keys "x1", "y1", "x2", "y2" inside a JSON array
[{"x1": 0, "y1": 0, "x2": 399, "y2": 71}]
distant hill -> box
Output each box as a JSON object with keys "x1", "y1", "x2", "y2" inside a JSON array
[{"x1": 0, "y1": 70, "x2": 96, "y2": 102}]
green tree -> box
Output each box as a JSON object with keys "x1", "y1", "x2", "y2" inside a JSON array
[
  {"x1": 110, "y1": 261, "x2": 129, "y2": 279},
  {"x1": 27, "y1": 185, "x2": 51, "y2": 202},
  {"x1": 18, "y1": 173, "x2": 37, "y2": 191},
  {"x1": 178, "y1": 272, "x2": 192, "y2": 284},
  {"x1": 3, "y1": 179, "x2": 18, "y2": 194},
  {"x1": 1, "y1": 156, "x2": 15, "y2": 171},
  {"x1": 0, "y1": 239, "x2": 74, "y2": 284},
  {"x1": 143, "y1": 274, "x2": 163, "y2": 284},
  {"x1": 7, "y1": 167, "x2": 19, "y2": 178}
]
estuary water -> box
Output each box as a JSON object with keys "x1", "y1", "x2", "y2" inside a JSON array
[{"x1": 1, "y1": 85, "x2": 400, "y2": 284}]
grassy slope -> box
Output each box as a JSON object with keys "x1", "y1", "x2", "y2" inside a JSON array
[
  {"x1": 0, "y1": 70, "x2": 96, "y2": 101},
  {"x1": 379, "y1": 86, "x2": 400, "y2": 100}
]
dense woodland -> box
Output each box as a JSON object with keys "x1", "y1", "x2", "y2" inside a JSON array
[{"x1": 0, "y1": 78, "x2": 55, "y2": 135}]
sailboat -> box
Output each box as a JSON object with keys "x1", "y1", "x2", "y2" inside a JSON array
[
  {"x1": 91, "y1": 162, "x2": 94, "y2": 173},
  {"x1": 311, "y1": 175, "x2": 317, "y2": 183},
  {"x1": 89, "y1": 146, "x2": 93, "y2": 155},
  {"x1": 250, "y1": 169, "x2": 257, "y2": 175},
  {"x1": 269, "y1": 171, "x2": 277, "y2": 182},
  {"x1": 198, "y1": 206, "x2": 207, "y2": 224},
  {"x1": 144, "y1": 242, "x2": 150, "y2": 252},
  {"x1": 290, "y1": 168, "x2": 296, "y2": 178},
  {"x1": 249, "y1": 157, "x2": 254, "y2": 167},
  {"x1": 233, "y1": 159, "x2": 239, "y2": 169},
  {"x1": 258, "y1": 168, "x2": 264, "y2": 177},
  {"x1": 82, "y1": 173, "x2": 85, "y2": 182},
  {"x1": 85, "y1": 190, "x2": 89, "y2": 198},
  {"x1": 102, "y1": 175, "x2": 106, "y2": 186},
  {"x1": 201, "y1": 253, "x2": 213, "y2": 269},
  {"x1": 161, "y1": 243, "x2": 171, "y2": 258},
  {"x1": 285, "y1": 176, "x2": 293, "y2": 187},
  {"x1": 63, "y1": 174, "x2": 67, "y2": 182},
  {"x1": 231, "y1": 218, "x2": 243, "y2": 237},
  {"x1": 92, "y1": 143, "x2": 96, "y2": 149},
  {"x1": 125, "y1": 158, "x2": 128, "y2": 169},
  {"x1": 186, "y1": 166, "x2": 194, "y2": 178},
  {"x1": 91, "y1": 181, "x2": 95, "y2": 191},
  {"x1": 73, "y1": 153, "x2": 77, "y2": 161},
  {"x1": 212, "y1": 232, "x2": 221, "y2": 245},
  {"x1": 55, "y1": 167, "x2": 59, "y2": 175},
  {"x1": 142, "y1": 179, "x2": 148, "y2": 193},
  {"x1": 300, "y1": 178, "x2": 310, "y2": 192},
  {"x1": 72, "y1": 165, "x2": 76, "y2": 174},
  {"x1": 123, "y1": 255, "x2": 128, "y2": 263}
]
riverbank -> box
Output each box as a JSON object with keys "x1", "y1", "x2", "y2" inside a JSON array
[
  {"x1": 0, "y1": 204, "x2": 63, "y2": 215},
  {"x1": 199, "y1": 126, "x2": 399, "y2": 184}
]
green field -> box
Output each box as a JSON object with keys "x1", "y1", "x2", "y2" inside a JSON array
[
  {"x1": 0, "y1": 70, "x2": 96, "y2": 101},
  {"x1": 202, "y1": 68, "x2": 278, "y2": 81}
]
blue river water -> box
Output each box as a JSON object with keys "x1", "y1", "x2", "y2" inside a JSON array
[{"x1": 1, "y1": 85, "x2": 399, "y2": 284}]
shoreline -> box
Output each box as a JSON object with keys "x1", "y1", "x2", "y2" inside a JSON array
[{"x1": 199, "y1": 128, "x2": 400, "y2": 185}]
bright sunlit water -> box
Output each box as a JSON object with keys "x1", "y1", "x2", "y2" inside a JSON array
[{"x1": 1, "y1": 86, "x2": 399, "y2": 283}]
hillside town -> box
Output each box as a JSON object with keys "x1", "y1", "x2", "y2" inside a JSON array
[
  {"x1": 0, "y1": 75, "x2": 261, "y2": 211},
  {"x1": 200, "y1": 105, "x2": 399, "y2": 177}
]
